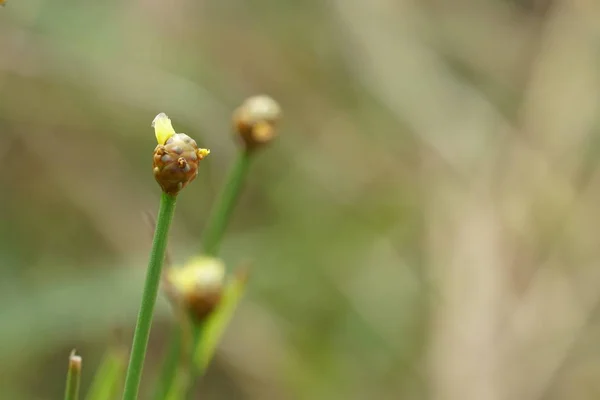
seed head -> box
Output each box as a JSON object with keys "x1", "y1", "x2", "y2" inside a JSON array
[
  {"x1": 233, "y1": 95, "x2": 282, "y2": 151},
  {"x1": 151, "y1": 113, "x2": 210, "y2": 195}
]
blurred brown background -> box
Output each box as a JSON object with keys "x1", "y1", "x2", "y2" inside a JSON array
[{"x1": 2, "y1": 0, "x2": 600, "y2": 399}]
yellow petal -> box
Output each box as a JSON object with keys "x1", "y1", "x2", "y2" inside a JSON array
[
  {"x1": 152, "y1": 113, "x2": 176, "y2": 145},
  {"x1": 197, "y1": 148, "x2": 211, "y2": 160}
]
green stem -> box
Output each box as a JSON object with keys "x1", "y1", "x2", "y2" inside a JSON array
[
  {"x1": 201, "y1": 150, "x2": 251, "y2": 256},
  {"x1": 122, "y1": 192, "x2": 178, "y2": 400},
  {"x1": 152, "y1": 325, "x2": 182, "y2": 400},
  {"x1": 65, "y1": 350, "x2": 82, "y2": 400},
  {"x1": 185, "y1": 323, "x2": 205, "y2": 399},
  {"x1": 86, "y1": 347, "x2": 127, "y2": 400},
  {"x1": 156, "y1": 150, "x2": 253, "y2": 400}
]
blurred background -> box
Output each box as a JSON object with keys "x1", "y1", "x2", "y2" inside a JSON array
[{"x1": 2, "y1": 0, "x2": 600, "y2": 399}]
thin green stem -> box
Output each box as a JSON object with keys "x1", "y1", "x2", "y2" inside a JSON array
[
  {"x1": 152, "y1": 325, "x2": 182, "y2": 400},
  {"x1": 65, "y1": 350, "x2": 82, "y2": 400},
  {"x1": 185, "y1": 322, "x2": 205, "y2": 399},
  {"x1": 156, "y1": 150, "x2": 253, "y2": 400},
  {"x1": 201, "y1": 150, "x2": 252, "y2": 256},
  {"x1": 122, "y1": 192, "x2": 177, "y2": 400},
  {"x1": 86, "y1": 347, "x2": 127, "y2": 400},
  {"x1": 183, "y1": 151, "x2": 252, "y2": 397}
]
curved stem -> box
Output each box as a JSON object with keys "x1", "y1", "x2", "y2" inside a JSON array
[
  {"x1": 201, "y1": 150, "x2": 251, "y2": 256},
  {"x1": 122, "y1": 192, "x2": 177, "y2": 400}
]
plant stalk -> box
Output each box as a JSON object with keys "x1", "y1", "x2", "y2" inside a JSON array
[
  {"x1": 156, "y1": 150, "x2": 252, "y2": 399},
  {"x1": 152, "y1": 325, "x2": 182, "y2": 400},
  {"x1": 86, "y1": 347, "x2": 127, "y2": 400},
  {"x1": 201, "y1": 150, "x2": 251, "y2": 256},
  {"x1": 122, "y1": 192, "x2": 178, "y2": 400},
  {"x1": 65, "y1": 350, "x2": 82, "y2": 400},
  {"x1": 184, "y1": 322, "x2": 205, "y2": 399}
]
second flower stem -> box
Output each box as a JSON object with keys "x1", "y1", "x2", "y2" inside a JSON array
[
  {"x1": 122, "y1": 192, "x2": 178, "y2": 400},
  {"x1": 201, "y1": 150, "x2": 251, "y2": 256},
  {"x1": 156, "y1": 150, "x2": 253, "y2": 399}
]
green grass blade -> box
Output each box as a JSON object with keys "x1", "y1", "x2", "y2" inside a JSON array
[
  {"x1": 86, "y1": 348, "x2": 127, "y2": 400},
  {"x1": 194, "y1": 273, "x2": 247, "y2": 372}
]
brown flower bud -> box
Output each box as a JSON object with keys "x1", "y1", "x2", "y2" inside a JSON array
[
  {"x1": 233, "y1": 95, "x2": 282, "y2": 151},
  {"x1": 151, "y1": 113, "x2": 210, "y2": 195}
]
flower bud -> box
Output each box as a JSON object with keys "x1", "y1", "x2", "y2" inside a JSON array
[
  {"x1": 233, "y1": 95, "x2": 282, "y2": 150},
  {"x1": 164, "y1": 256, "x2": 225, "y2": 321},
  {"x1": 152, "y1": 113, "x2": 210, "y2": 195}
]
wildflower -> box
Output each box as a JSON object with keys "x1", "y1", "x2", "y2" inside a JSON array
[{"x1": 152, "y1": 113, "x2": 210, "y2": 195}]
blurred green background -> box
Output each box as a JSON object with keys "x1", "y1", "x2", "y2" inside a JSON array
[{"x1": 2, "y1": 0, "x2": 600, "y2": 399}]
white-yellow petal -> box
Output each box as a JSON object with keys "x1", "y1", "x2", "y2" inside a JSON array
[
  {"x1": 167, "y1": 256, "x2": 225, "y2": 295},
  {"x1": 152, "y1": 113, "x2": 176, "y2": 145}
]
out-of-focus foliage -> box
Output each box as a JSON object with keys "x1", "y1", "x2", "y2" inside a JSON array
[{"x1": 2, "y1": 0, "x2": 600, "y2": 399}]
